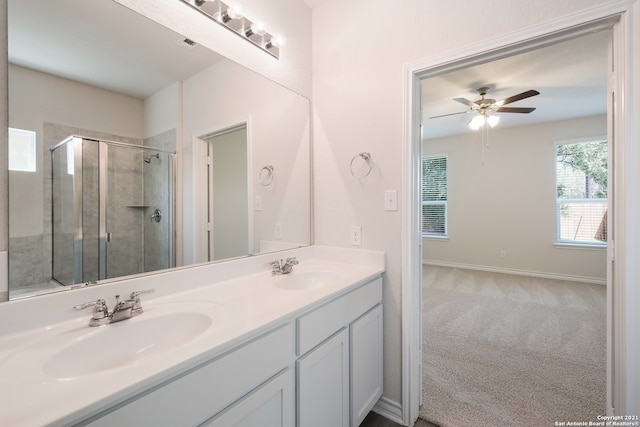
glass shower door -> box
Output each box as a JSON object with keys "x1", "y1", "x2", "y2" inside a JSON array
[{"x1": 51, "y1": 137, "x2": 100, "y2": 285}]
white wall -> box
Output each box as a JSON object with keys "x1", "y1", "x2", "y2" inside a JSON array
[
  {"x1": 144, "y1": 82, "x2": 180, "y2": 139},
  {"x1": 423, "y1": 115, "x2": 607, "y2": 282},
  {"x1": 311, "y1": 0, "x2": 627, "y2": 412},
  {"x1": 9, "y1": 65, "x2": 144, "y2": 139}
]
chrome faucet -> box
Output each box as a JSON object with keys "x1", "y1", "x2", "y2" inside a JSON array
[
  {"x1": 270, "y1": 257, "x2": 299, "y2": 275},
  {"x1": 74, "y1": 289, "x2": 155, "y2": 326}
]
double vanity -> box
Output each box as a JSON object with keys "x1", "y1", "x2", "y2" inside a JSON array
[{"x1": 0, "y1": 246, "x2": 385, "y2": 426}]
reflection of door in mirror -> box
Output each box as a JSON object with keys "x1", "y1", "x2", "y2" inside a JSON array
[{"x1": 201, "y1": 125, "x2": 250, "y2": 261}]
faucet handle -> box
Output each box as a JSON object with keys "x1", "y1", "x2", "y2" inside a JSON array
[
  {"x1": 270, "y1": 260, "x2": 282, "y2": 273},
  {"x1": 73, "y1": 298, "x2": 107, "y2": 311},
  {"x1": 130, "y1": 289, "x2": 155, "y2": 299},
  {"x1": 285, "y1": 257, "x2": 299, "y2": 265},
  {"x1": 130, "y1": 289, "x2": 155, "y2": 315},
  {"x1": 74, "y1": 298, "x2": 110, "y2": 326}
]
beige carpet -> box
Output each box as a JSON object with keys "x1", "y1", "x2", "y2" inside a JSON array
[{"x1": 420, "y1": 266, "x2": 606, "y2": 427}]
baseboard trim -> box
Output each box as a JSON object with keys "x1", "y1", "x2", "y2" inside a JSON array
[
  {"x1": 372, "y1": 396, "x2": 404, "y2": 425},
  {"x1": 423, "y1": 260, "x2": 606, "y2": 285}
]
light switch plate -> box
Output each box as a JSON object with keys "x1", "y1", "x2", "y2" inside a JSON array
[{"x1": 384, "y1": 190, "x2": 398, "y2": 211}]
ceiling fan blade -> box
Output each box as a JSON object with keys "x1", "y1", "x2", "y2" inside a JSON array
[
  {"x1": 496, "y1": 89, "x2": 540, "y2": 106},
  {"x1": 429, "y1": 111, "x2": 468, "y2": 119},
  {"x1": 452, "y1": 97, "x2": 477, "y2": 109},
  {"x1": 495, "y1": 107, "x2": 536, "y2": 113}
]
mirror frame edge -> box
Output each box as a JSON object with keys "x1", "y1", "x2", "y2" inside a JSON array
[{"x1": 1, "y1": 0, "x2": 9, "y2": 302}]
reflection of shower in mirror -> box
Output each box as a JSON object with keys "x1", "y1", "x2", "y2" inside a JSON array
[{"x1": 144, "y1": 153, "x2": 160, "y2": 163}]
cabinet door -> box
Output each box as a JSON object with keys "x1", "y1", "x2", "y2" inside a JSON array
[
  {"x1": 200, "y1": 369, "x2": 294, "y2": 427},
  {"x1": 350, "y1": 304, "x2": 383, "y2": 427},
  {"x1": 297, "y1": 328, "x2": 349, "y2": 427}
]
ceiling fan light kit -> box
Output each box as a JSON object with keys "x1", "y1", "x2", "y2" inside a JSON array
[
  {"x1": 468, "y1": 113, "x2": 499, "y2": 130},
  {"x1": 433, "y1": 86, "x2": 540, "y2": 131}
]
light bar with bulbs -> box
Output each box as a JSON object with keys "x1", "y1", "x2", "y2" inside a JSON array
[{"x1": 180, "y1": 0, "x2": 280, "y2": 59}]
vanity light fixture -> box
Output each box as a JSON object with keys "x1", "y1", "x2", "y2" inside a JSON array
[{"x1": 181, "y1": 0, "x2": 281, "y2": 59}]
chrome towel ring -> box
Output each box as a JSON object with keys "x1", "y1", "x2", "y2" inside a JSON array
[
  {"x1": 350, "y1": 152, "x2": 372, "y2": 178},
  {"x1": 259, "y1": 165, "x2": 274, "y2": 186}
]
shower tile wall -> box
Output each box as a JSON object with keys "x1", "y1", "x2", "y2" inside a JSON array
[
  {"x1": 143, "y1": 129, "x2": 176, "y2": 272},
  {"x1": 105, "y1": 144, "x2": 144, "y2": 279}
]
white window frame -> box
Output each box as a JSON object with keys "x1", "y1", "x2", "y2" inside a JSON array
[
  {"x1": 8, "y1": 127, "x2": 37, "y2": 172},
  {"x1": 421, "y1": 154, "x2": 448, "y2": 238},
  {"x1": 554, "y1": 136, "x2": 607, "y2": 248}
]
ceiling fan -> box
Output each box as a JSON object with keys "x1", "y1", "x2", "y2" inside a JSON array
[{"x1": 431, "y1": 87, "x2": 540, "y2": 129}]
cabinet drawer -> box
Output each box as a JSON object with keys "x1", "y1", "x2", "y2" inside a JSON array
[
  {"x1": 296, "y1": 277, "x2": 382, "y2": 355},
  {"x1": 86, "y1": 322, "x2": 294, "y2": 427}
]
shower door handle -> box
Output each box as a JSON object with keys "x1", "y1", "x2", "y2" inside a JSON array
[
  {"x1": 151, "y1": 209, "x2": 162, "y2": 223},
  {"x1": 106, "y1": 232, "x2": 112, "y2": 243}
]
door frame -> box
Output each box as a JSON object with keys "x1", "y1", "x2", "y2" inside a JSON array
[
  {"x1": 193, "y1": 119, "x2": 253, "y2": 263},
  {"x1": 401, "y1": 1, "x2": 637, "y2": 423}
]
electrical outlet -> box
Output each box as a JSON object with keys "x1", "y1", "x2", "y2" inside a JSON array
[
  {"x1": 499, "y1": 250, "x2": 507, "y2": 258},
  {"x1": 350, "y1": 225, "x2": 362, "y2": 246},
  {"x1": 384, "y1": 190, "x2": 398, "y2": 211},
  {"x1": 275, "y1": 223, "x2": 283, "y2": 239}
]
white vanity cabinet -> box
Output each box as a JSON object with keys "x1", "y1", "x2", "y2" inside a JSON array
[
  {"x1": 296, "y1": 277, "x2": 383, "y2": 427},
  {"x1": 297, "y1": 328, "x2": 350, "y2": 427},
  {"x1": 84, "y1": 323, "x2": 294, "y2": 427},
  {"x1": 80, "y1": 276, "x2": 382, "y2": 427},
  {"x1": 201, "y1": 368, "x2": 294, "y2": 427},
  {"x1": 350, "y1": 304, "x2": 384, "y2": 426}
]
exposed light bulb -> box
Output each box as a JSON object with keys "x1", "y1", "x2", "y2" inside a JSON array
[
  {"x1": 486, "y1": 115, "x2": 500, "y2": 127},
  {"x1": 217, "y1": 5, "x2": 243, "y2": 23},
  {"x1": 265, "y1": 36, "x2": 281, "y2": 49},
  {"x1": 251, "y1": 23, "x2": 266, "y2": 36},
  {"x1": 468, "y1": 114, "x2": 486, "y2": 130},
  {"x1": 246, "y1": 22, "x2": 266, "y2": 37},
  {"x1": 226, "y1": 6, "x2": 243, "y2": 20}
]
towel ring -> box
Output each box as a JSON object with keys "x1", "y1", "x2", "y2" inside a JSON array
[
  {"x1": 259, "y1": 165, "x2": 274, "y2": 186},
  {"x1": 350, "y1": 152, "x2": 372, "y2": 178}
]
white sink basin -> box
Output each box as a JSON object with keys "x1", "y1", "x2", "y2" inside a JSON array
[
  {"x1": 269, "y1": 271, "x2": 339, "y2": 290},
  {"x1": 44, "y1": 311, "x2": 213, "y2": 378},
  {"x1": 2, "y1": 301, "x2": 227, "y2": 380}
]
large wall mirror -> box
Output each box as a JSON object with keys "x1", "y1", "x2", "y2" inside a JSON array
[{"x1": 6, "y1": 0, "x2": 311, "y2": 300}]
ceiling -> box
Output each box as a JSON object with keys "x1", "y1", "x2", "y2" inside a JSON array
[
  {"x1": 421, "y1": 30, "x2": 610, "y2": 140},
  {"x1": 8, "y1": 0, "x2": 224, "y2": 99}
]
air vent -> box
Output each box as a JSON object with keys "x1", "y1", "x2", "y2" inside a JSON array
[{"x1": 176, "y1": 38, "x2": 198, "y2": 51}]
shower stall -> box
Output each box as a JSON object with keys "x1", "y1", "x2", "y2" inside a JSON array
[{"x1": 50, "y1": 136, "x2": 175, "y2": 286}]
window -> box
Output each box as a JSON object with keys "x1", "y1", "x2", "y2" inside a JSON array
[
  {"x1": 555, "y1": 139, "x2": 607, "y2": 246},
  {"x1": 422, "y1": 155, "x2": 447, "y2": 237},
  {"x1": 8, "y1": 128, "x2": 37, "y2": 172}
]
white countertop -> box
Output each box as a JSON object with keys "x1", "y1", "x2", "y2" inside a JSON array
[{"x1": 0, "y1": 246, "x2": 385, "y2": 427}]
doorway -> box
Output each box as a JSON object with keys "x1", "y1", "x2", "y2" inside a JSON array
[
  {"x1": 402, "y1": 8, "x2": 632, "y2": 425},
  {"x1": 195, "y1": 124, "x2": 252, "y2": 262}
]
